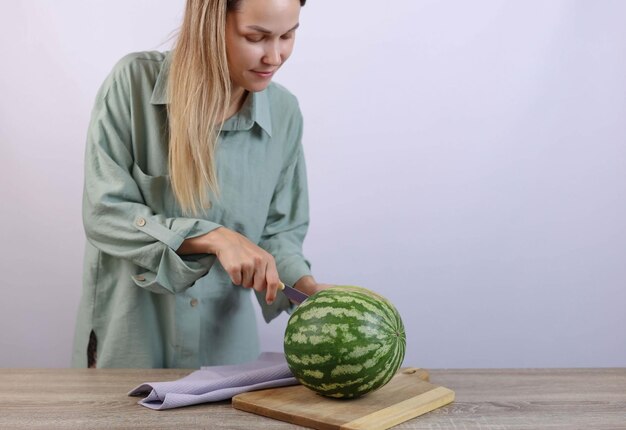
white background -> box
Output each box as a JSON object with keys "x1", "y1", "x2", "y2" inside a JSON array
[{"x1": 1, "y1": 0, "x2": 625, "y2": 368}]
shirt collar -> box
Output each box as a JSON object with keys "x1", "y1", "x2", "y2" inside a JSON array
[{"x1": 150, "y1": 52, "x2": 272, "y2": 137}]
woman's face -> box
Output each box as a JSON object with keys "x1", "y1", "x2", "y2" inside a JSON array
[{"x1": 225, "y1": 0, "x2": 301, "y2": 93}]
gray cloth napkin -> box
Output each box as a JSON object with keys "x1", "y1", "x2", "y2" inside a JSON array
[{"x1": 128, "y1": 352, "x2": 298, "y2": 410}]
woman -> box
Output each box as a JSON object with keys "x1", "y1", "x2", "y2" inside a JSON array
[{"x1": 72, "y1": 0, "x2": 330, "y2": 368}]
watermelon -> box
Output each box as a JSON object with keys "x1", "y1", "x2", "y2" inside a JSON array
[{"x1": 283, "y1": 286, "x2": 406, "y2": 399}]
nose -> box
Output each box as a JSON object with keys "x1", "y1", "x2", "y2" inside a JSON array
[{"x1": 263, "y1": 41, "x2": 282, "y2": 66}]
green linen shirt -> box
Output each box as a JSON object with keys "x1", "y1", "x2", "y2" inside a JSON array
[{"x1": 72, "y1": 51, "x2": 312, "y2": 368}]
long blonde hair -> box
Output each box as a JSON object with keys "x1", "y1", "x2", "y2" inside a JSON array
[
  {"x1": 168, "y1": 0, "x2": 306, "y2": 215},
  {"x1": 168, "y1": 0, "x2": 230, "y2": 215}
]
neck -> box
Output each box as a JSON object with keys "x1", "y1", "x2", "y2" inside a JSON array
[{"x1": 223, "y1": 86, "x2": 248, "y2": 121}]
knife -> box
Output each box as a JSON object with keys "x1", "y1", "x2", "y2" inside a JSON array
[{"x1": 279, "y1": 282, "x2": 309, "y2": 304}]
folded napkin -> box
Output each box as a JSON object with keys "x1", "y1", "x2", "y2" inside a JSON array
[{"x1": 128, "y1": 352, "x2": 298, "y2": 410}]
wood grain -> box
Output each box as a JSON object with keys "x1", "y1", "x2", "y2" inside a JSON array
[
  {"x1": 0, "y1": 368, "x2": 624, "y2": 429},
  {"x1": 340, "y1": 386, "x2": 455, "y2": 430},
  {"x1": 232, "y1": 368, "x2": 453, "y2": 430}
]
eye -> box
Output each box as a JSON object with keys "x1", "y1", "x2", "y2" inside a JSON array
[
  {"x1": 245, "y1": 35, "x2": 264, "y2": 43},
  {"x1": 281, "y1": 31, "x2": 295, "y2": 40}
]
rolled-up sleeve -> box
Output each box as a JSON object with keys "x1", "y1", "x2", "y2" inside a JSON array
[{"x1": 83, "y1": 69, "x2": 220, "y2": 295}]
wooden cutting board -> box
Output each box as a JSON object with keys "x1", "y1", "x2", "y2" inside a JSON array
[{"x1": 232, "y1": 368, "x2": 454, "y2": 430}]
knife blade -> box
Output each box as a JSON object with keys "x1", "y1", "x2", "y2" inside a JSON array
[{"x1": 279, "y1": 282, "x2": 309, "y2": 304}]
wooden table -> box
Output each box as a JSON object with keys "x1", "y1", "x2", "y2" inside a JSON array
[{"x1": 1, "y1": 368, "x2": 624, "y2": 429}]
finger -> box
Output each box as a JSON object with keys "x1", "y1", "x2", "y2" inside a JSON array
[
  {"x1": 265, "y1": 260, "x2": 280, "y2": 305},
  {"x1": 252, "y1": 257, "x2": 268, "y2": 294},
  {"x1": 241, "y1": 266, "x2": 254, "y2": 288},
  {"x1": 244, "y1": 256, "x2": 266, "y2": 291},
  {"x1": 227, "y1": 265, "x2": 243, "y2": 286}
]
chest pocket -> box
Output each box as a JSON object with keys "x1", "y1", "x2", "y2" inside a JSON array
[{"x1": 131, "y1": 163, "x2": 178, "y2": 216}]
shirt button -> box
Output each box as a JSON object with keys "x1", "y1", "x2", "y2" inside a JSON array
[
  {"x1": 190, "y1": 298, "x2": 199, "y2": 307},
  {"x1": 134, "y1": 274, "x2": 146, "y2": 282},
  {"x1": 136, "y1": 217, "x2": 146, "y2": 227}
]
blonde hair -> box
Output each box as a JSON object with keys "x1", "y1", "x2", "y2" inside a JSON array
[
  {"x1": 168, "y1": 0, "x2": 306, "y2": 215},
  {"x1": 168, "y1": 0, "x2": 230, "y2": 215}
]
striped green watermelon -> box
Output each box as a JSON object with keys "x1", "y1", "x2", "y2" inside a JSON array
[{"x1": 283, "y1": 286, "x2": 406, "y2": 399}]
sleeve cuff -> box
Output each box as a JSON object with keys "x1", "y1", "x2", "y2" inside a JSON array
[
  {"x1": 131, "y1": 248, "x2": 215, "y2": 294},
  {"x1": 255, "y1": 290, "x2": 297, "y2": 323},
  {"x1": 134, "y1": 215, "x2": 222, "y2": 250},
  {"x1": 131, "y1": 215, "x2": 222, "y2": 293},
  {"x1": 276, "y1": 255, "x2": 312, "y2": 288},
  {"x1": 134, "y1": 215, "x2": 184, "y2": 250}
]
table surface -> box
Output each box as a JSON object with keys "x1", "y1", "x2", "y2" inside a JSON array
[{"x1": 1, "y1": 368, "x2": 624, "y2": 429}]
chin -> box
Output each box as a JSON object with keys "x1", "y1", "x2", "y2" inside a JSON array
[{"x1": 244, "y1": 81, "x2": 272, "y2": 93}]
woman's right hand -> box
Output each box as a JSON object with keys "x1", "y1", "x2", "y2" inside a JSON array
[{"x1": 178, "y1": 227, "x2": 281, "y2": 304}]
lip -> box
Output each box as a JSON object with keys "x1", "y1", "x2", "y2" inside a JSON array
[{"x1": 251, "y1": 70, "x2": 275, "y2": 78}]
